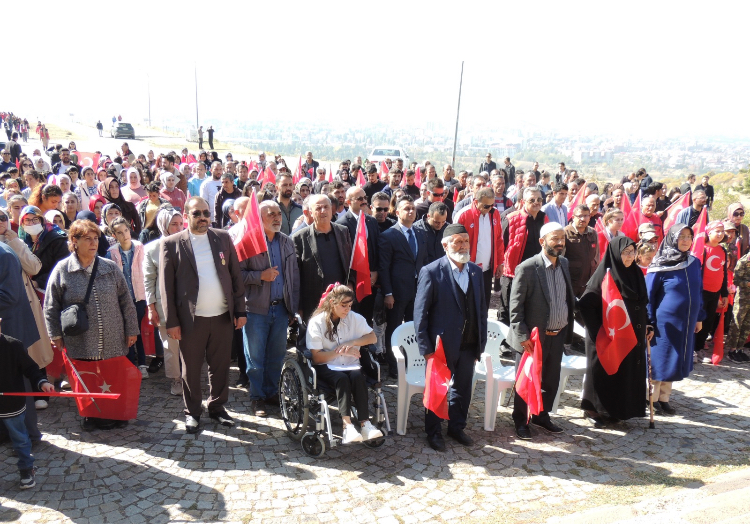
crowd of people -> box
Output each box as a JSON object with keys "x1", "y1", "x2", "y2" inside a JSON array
[{"x1": 0, "y1": 114, "x2": 747, "y2": 488}]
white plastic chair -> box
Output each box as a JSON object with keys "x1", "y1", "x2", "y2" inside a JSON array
[
  {"x1": 473, "y1": 320, "x2": 516, "y2": 431},
  {"x1": 550, "y1": 321, "x2": 588, "y2": 413},
  {"x1": 392, "y1": 322, "x2": 425, "y2": 436}
]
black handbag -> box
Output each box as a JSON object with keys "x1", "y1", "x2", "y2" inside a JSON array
[{"x1": 60, "y1": 257, "x2": 99, "y2": 337}]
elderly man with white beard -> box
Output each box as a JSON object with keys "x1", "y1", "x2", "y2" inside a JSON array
[{"x1": 414, "y1": 223, "x2": 487, "y2": 451}]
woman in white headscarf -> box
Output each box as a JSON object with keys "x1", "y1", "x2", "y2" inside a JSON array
[
  {"x1": 33, "y1": 156, "x2": 51, "y2": 174},
  {"x1": 120, "y1": 167, "x2": 147, "y2": 204}
]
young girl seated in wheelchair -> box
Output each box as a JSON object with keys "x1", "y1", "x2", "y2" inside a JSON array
[{"x1": 306, "y1": 284, "x2": 384, "y2": 444}]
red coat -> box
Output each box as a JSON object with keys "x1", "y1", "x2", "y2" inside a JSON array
[
  {"x1": 459, "y1": 205, "x2": 505, "y2": 275},
  {"x1": 502, "y1": 209, "x2": 548, "y2": 277}
]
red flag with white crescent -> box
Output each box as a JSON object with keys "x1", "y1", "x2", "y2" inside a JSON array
[
  {"x1": 690, "y1": 207, "x2": 708, "y2": 258},
  {"x1": 75, "y1": 151, "x2": 101, "y2": 171},
  {"x1": 357, "y1": 168, "x2": 366, "y2": 187},
  {"x1": 349, "y1": 211, "x2": 372, "y2": 302},
  {"x1": 233, "y1": 189, "x2": 268, "y2": 262},
  {"x1": 596, "y1": 269, "x2": 638, "y2": 375},
  {"x1": 661, "y1": 191, "x2": 691, "y2": 232},
  {"x1": 515, "y1": 327, "x2": 543, "y2": 420},
  {"x1": 423, "y1": 336, "x2": 451, "y2": 419}
]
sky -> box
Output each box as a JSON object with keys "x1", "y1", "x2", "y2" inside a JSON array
[{"x1": 7, "y1": 1, "x2": 750, "y2": 138}]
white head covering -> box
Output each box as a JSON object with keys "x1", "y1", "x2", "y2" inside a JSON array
[{"x1": 540, "y1": 222, "x2": 564, "y2": 238}]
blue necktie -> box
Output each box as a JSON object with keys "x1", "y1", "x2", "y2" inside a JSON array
[{"x1": 407, "y1": 228, "x2": 417, "y2": 259}]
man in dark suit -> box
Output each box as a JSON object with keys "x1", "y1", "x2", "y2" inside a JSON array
[
  {"x1": 478, "y1": 153, "x2": 496, "y2": 177},
  {"x1": 337, "y1": 187, "x2": 379, "y2": 325},
  {"x1": 160, "y1": 197, "x2": 246, "y2": 434},
  {"x1": 413, "y1": 202, "x2": 448, "y2": 265},
  {"x1": 379, "y1": 195, "x2": 426, "y2": 377},
  {"x1": 291, "y1": 194, "x2": 353, "y2": 321},
  {"x1": 507, "y1": 222, "x2": 575, "y2": 440},
  {"x1": 414, "y1": 224, "x2": 487, "y2": 451}
]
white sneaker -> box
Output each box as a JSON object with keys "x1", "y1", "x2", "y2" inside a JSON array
[
  {"x1": 700, "y1": 351, "x2": 712, "y2": 364},
  {"x1": 35, "y1": 400, "x2": 48, "y2": 410},
  {"x1": 139, "y1": 365, "x2": 149, "y2": 379},
  {"x1": 60, "y1": 380, "x2": 71, "y2": 390},
  {"x1": 360, "y1": 420, "x2": 383, "y2": 441},
  {"x1": 170, "y1": 379, "x2": 182, "y2": 396},
  {"x1": 342, "y1": 423, "x2": 363, "y2": 444}
]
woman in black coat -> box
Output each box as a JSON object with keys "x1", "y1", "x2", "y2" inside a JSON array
[{"x1": 578, "y1": 236, "x2": 651, "y2": 426}]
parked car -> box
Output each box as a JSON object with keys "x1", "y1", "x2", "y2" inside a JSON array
[
  {"x1": 111, "y1": 123, "x2": 135, "y2": 139},
  {"x1": 367, "y1": 146, "x2": 410, "y2": 166}
]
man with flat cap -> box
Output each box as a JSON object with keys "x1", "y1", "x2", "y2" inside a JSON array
[
  {"x1": 507, "y1": 222, "x2": 575, "y2": 440},
  {"x1": 414, "y1": 223, "x2": 487, "y2": 451}
]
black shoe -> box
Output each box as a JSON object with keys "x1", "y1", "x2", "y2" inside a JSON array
[
  {"x1": 147, "y1": 357, "x2": 164, "y2": 374},
  {"x1": 738, "y1": 351, "x2": 750, "y2": 362},
  {"x1": 583, "y1": 410, "x2": 608, "y2": 429},
  {"x1": 249, "y1": 400, "x2": 267, "y2": 417},
  {"x1": 113, "y1": 420, "x2": 129, "y2": 429},
  {"x1": 530, "y1": 417, "x2": 563, "y2": 434},
  {"x1": 264, "y1": 394, "x2": 279, "y2": 406},
  {"x1": 427, "y1": 433, "x2": 446, "y2": 452},
  {"x1": 651, "y1": 401, "x2": 663, "y2": 414},
  {"x1": 447, "y1": 429, "x2": 474, "y2": 446},
  {"x1": 19, "y1": 468, "x2": 36, "y2": 489},
  {"x1": 659, "y1": 401, "x2": 676, "y2": 415},
  {"x1": 515, "y1": 425, "x2": 532, "y2": 440},
  {"x1": 185, "y1": 415, "x2": 200, "y2": 434},
  {"x1": 209, "y1": 409, "x2": 235, "y2": 427},
  {"x1": 235, "y1": 379, "x2": 249, "y2": 388},
  {"x1": 81, "y1": 417, "x2": 97, "y2": 432}
]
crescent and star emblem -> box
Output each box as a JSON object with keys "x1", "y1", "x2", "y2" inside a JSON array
[
  {"x1": 706, "y1": 255, "x2": 721, "y2": 272},
  {"x1": 77, "y1": 370, "x2": 113, "y2": 393},
  {"x1": 605, "y1": 299, "x2": 631, "y2": 338}
]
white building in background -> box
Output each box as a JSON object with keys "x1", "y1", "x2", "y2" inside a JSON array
[{"x1": 573, "y1": 149, "x2": 614, "y2": 164}]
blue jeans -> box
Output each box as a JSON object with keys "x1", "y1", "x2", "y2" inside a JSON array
[
  {"x1": 127, "y1": 300, "x2": 147, "y2": 366},
  {"x1": 2, "y1": 413, "x2": 33, "y2": 471},
  {"x1": 243, "y1": 304, "x2": 289, "y2": 401}
]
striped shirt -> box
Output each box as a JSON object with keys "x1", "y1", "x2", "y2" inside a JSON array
[{"x1": 543, "y1": 254, "x2": 568, "y2": 330}]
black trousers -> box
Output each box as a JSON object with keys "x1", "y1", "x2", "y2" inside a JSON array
[
  {"x1": 314, "y1": 365, "x2": 370, "y2": 421},
  {"x1": 696, "y1": 290, "x2": 721, "y2": 351},
  {"x1": 498, "y1": 276, "x2": 513, "y2": 325},
  {"x1": 384, "y1": 298, "x2": 414, "y2": 368},
  {"x1": 482, "y1": 270, "x2": 493, "y2": 312},
  {"x1": 425, "y1": 347, "x2": 477, "y2": 436},
  {"x1": 208, "y1": 138, "x2": 214, "y2": 149},
  {"x1": 198, "y1": 138, "x2": 203, "y2": 149},
  {"x1": 512, "y1": 326, "x2": 567, "y2": 427},
  {"x1": 354, "y1": 293, "x2": 376, "y2": 328}
]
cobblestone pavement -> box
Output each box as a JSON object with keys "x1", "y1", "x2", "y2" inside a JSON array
[{"x1": 2, "y1": 320, "x2": 750, "y2": 523}]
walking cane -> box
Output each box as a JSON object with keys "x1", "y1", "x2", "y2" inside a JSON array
[{"x1": 646, "y1": 338, "x2": 655, "y2": 429}]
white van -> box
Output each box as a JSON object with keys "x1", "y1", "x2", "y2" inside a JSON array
[{"x1": 367, "y1": 146, "x2": 410, "y2": 166}]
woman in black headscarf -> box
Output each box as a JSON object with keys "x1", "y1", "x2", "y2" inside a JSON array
[
  {"x1": 101, "y1": 176, "x2": 142, "y2": 236},
  {"x1": 578, "y1": 236, "x2": 650, "y2": 426}
]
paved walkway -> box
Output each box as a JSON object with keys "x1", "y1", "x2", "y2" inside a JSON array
[{"x1": 2, "y1": 339, "x2": 749, "y2": 523}]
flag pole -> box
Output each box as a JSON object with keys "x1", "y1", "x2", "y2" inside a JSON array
[
  {"x1": 646, "y1": 339, "x2": 655, "y2": 429},
  {"x1": 63, "y1": 350, "x2": 102, "y2": 413},
  {"x1": 451, "y1": 61, "x2": 464, "y2": 168}
]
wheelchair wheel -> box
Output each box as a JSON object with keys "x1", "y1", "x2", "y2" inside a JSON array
[
  {"x1": 279, "y1": 360, "x2": 309, "y2": 441},
  {"x1": 363, "y1": 423, "x2": 387, "y2": 448},
  {"x1": 301, "y1": 433, "x2": 326, "y2": 457}
]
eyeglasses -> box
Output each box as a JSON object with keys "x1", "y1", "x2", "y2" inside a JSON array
[
  {"x1": 374, "y1": 207, "x2": 389, "y2": 213},
  {"x1": 431, "y1": 192, "x2": 444, "y2": 197},
  {"x1": 479, "y1": 204, "x2": 493, "y2": 210},
  {"x1": 734, "y1": 211, "x2": 745, "y2": 217},
  {"x1": 190, "y1": 210, "x2": 211, "y2": 218},
  {"x1": 526, "y1": 198, "x2": 543, "y2": 204},
  {"x1": 22, "y1": 163, "x2": 32, "y2": 168},
  {"x1": 23, "y1": 217, "x2": 42, "y2": 225},
  {"x1": 0, "y1": 216, "x2": 8, "y2": 222},
  {"x1": 353, "y1": 196, "x2": 367, "y2": 202}
]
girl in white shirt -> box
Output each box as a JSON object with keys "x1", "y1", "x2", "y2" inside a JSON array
[{"x1": 306, "y1": 284, "x2": 383, "y2": 444}]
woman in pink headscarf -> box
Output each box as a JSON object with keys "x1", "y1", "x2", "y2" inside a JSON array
[{"x1": 120, "y1": 167, "x2": 148, "y2": 204}]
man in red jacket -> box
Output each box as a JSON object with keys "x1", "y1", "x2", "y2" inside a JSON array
[
  {"x1": 458, "y1": 187, "x2": 504, "y2": 310},
  {"x1": 497, "y1": 187, "x2": 548, "y2": 325}
]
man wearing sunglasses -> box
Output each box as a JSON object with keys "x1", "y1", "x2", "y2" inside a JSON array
[
  {"x1": 416, "y1": 178, "x2": 453, "y2": 223},
  {"x1": 160, "y1": 197, "x2": 246, "y2": 434},
  {"x1": 498, "y1": 188, "x2": 549, "y2": 326},
  {"x1": 458, "y1": 187, "x2": 504, "y2": 310},
  {"x1": 0, "y1": 150, "x2": 14, "y2": 174}
]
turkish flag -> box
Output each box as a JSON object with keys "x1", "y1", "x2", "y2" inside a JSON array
[
  {"x1": 380, "y1": 161, "x2": 389, "y2": 180},
  {"x1": 620, "y1": 192, "x2": 643, "y2": 242},
  {"x1": 349, "y1": 211, "x2": 372, "y2": 302},
  {"x1": 712, "y1": 304, "x2": 728, "y2": 365},
  {"x1": 515, "y1": 327, "x2": 543, "y2": 420},
  {"x1": 327, "y1": 164, "x2": 334, "y2": 183},
  {"x1": 596, "y1": 269, "x2": 638, "y2": 375},
  {"x1": 566, "y1": 186, "x2": 587, "y2": 221},
  {"x1": 619, "y1": 190, "x2": 632, "y2": 218},
  {"x1": 423, "y1": 336, "x2": 451, "y2": 419},
  {"x1": 263, "y1": 167, "x2": 276, "y2": 185},
  {"x1": 661, "y1": 191, "x2": 691, "y2": 232},
  {"x1": 414, "y1": 166, "x2": 422, "y2": 189},
  {"x1": 233, "y1": 189, "x2": 268, "y2": 262},
  {"x1": 293, "y1": 156, "x2": 302, "y2": 184},
  {"x1": 595, "y1": 218, "x2": 608, "y2": 262},
  {"x1": 357, "y1": 168, "x2": 366, "y2": 187},
  {"x1": 76, "y1": 151, "x2": 101, "y2": 170},
  {"x1": 63, "y1": 352, "x2": 142, "y2": 420},
  {"x1": 690, "y1": 207, "x2": 708, "y2": 258}
]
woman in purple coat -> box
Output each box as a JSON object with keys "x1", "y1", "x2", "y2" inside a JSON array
[{"x1": 646, "y1": 224, "x2": 705, "y2": 416}]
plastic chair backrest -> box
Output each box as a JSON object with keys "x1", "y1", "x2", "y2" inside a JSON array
[
  {"x1": 393, "y1": 322, "x2": 425, "y2": 378},
  {"x1": 485, "y1": 319, "x2": 506, "y2": 364}
]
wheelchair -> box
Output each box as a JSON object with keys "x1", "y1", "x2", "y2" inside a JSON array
[{"x1": 278, "y1": 316, "x2": 392, "y2": 457}]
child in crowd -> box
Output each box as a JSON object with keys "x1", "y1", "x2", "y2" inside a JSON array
[
  {"x1": 636, "y1": 242, "x2": 656, "y2": 276},
  {"x1": 0, "y1": 321, "x2": 54, "y2": 489},
  {"x1": 696, "y1": 221, "x2": 729, "y2": 364}
]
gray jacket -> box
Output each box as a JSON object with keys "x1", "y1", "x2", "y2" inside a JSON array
[
  {"x1": 143, "y1": 239, "x2": 164, "y2": 317},
  {"x1": 507, "y1": 252, "x2": 576, "y2": 352},
  {"x1": 239, "y1": 232, "x2": 300, "y2": 316},
  {"x1": 44, "y1": 254, "x2": 139, "y2": 360}
]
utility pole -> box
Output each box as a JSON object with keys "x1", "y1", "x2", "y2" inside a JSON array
[
  {"x1": 194, "y1": 64, "x2": 199, "y2": 129},
  {"x1": 147, "y1": 74, "x2": 151, "y2": 127},
  {"x1": 451, "y1": 61, "x2": 464, "y2": 168}
]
